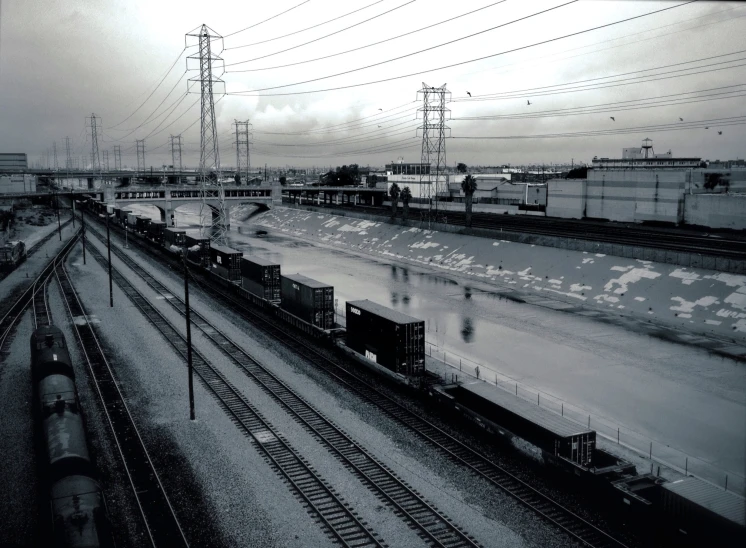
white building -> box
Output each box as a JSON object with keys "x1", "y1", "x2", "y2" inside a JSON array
[{"x1": 385, "y1": 162, "x2": 448, "y2": 200}]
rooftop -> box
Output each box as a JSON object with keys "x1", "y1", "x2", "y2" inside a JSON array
[{"x1": 347, "y1": 299, "x2": 423, "y2": 325}]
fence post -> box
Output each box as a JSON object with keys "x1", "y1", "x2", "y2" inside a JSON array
[
  {"x1": 561, "y1": 403, "x2": 563, "y2": 416},
  {"x1": 617, "y1": 428, "x2": 620, "y2": 444},
  {"x1": 685, "y1": 457, "x2": 688, "y2": 475},
  {"x1": 588, "y1": 415, "x2": 590, "y2": 429},
  {"x1": 537, "y1": 393, "x2": 540, "y2": 406},
  {"x1": 649, "y1": 442, "x2": 652, "y2": 460},
  {"x1": 516, "y1": 384, "x2": 518, "y2": 396},
  {"x1": 460, "y1": 359, "x2": 462, "y2": 371},
  {"x1": 725, "y1": 474, "x2": 728, "y2": 491}
]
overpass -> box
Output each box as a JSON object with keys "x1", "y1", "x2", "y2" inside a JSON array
[{"x1": 284, "y1": 186, "x2": 387, "y2": 207}]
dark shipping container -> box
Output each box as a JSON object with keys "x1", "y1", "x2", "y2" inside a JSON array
[
  {"x1": 280, "y1": 274, "x2": 334, "y2": 329},
  {"x1": 185, "y1": 234, "x2": 210, "y2": 267},
  {"x1": 163, "y1": 227, "x2": 187, "y2": 248},
  {"x1": 147, "y1": 220, "x2": 166, "y2": 244},
  {"x1": 345, "y1": 299, "x2": 425, "y2": 376},
  {"x1": 135, "y1": 216, "x2": 151, "y2": 233},
  {"x1": 210, "y1": 244, "x2": 242, "y2": 282},
  {"x1": 446, "y1": 382, "x2": 596, "y2": 466},
  {"x1": 240, "y1": 256, "x2": 281, "y2": 302}
]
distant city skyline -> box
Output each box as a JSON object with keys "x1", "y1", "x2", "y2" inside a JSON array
[{"x1": 2, "y1": 1, "x2": 745, "y2": 169}]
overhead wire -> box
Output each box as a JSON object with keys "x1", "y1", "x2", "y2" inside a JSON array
[
  {"x1": 226, "y1": 0, "x2": 383, "y2": 50},
  {"x1": 226, "y1": 0, "x2": 696, "y2": 96},
  {"x1": 227, "y1": 0, "x2": 508, "y2": 72},
  {"x1": 225, "y1": 0, "x2": 416, "y2": 67},
  {"x1": 224, "y1": 1, "x2": 311, "y2": 38}
]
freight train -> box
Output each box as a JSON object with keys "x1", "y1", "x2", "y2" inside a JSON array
[
  {"x1": 84, "y1": 198, "x2": 745, "y2": 546},
  {"x1": 0, "y1": 240, "x2": 27, "y2": 271},
  {"x1": 31, "y1": 326, "x2": 113, "y2": 547}
]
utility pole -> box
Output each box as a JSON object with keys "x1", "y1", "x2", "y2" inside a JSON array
[
  {"x1": 183, "y1": 245, "x2": 195, "y2": 420},
  {"x1": 81, "y1": 206, "x2": 86, "y2": 265},
  {"x1": 186, "y1": 23, "x2": 227, "y2": 244},
  {"x1": 234, "y1": 119, "x2": 251, "y2": 184},
  {"x1": 107, "y1": 210, "x2": 113, "y2": 307},
  {"x1": 55, "y1": 190, "x2": 61, "y2": 241},
  {"x1": 417, "y1": 83, "x2": 450, "y2": 228}
]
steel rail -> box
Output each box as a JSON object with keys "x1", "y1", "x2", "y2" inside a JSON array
[
  {"x1": 81, "y1": 239, "x2": 385, "y2": 548},
  {"x1": 55, "y1": 263, "x2": 189, "y2": 548},
  {"x1": 86, "y1": 226, "x2": 481, "y2": 548},
  {"x1": 86, "y1": 212, "x2": 630, "y2": 548}
]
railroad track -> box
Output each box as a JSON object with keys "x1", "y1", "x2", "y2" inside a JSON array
[
  {"x1": 85, "y1": 227, "x2": 482, "y2": 548},
  {"x1": 87, "y1": 216, "x2": 630, "y2": 548},
  {"x1": 54, "y1": 261, "x2": 189, "y2": 548},
  {"x1": 81, "y1": 239, "x2": 386, "y2": 548},
  {"x1": 31, "y1": 269, "x2": 52, "y2": 329},
  {"x1": 291, "y1": 201, "x2": 746, "y2": 258}
]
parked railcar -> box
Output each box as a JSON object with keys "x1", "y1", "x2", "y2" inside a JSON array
[
  {"x1": 147, "y1": 220, "x2": 167, "y2": 245},
  {"x1": 240, "y1": 255, "x2": 281, "y2": 302},
  {"x1": 280, "y1": 273, "x2": 334, "y2": 329},
  {"x1": 185, "y1": 234, "x2": 210, "y2": 267},
  {"x1": 135, "y1": 216, "x2": 151, "y2": 234},
  {"x1": 345, "y1": 299, "x2": 425, "y2": 376},
  {"x1": 0, "y1": 240, "x2": 27, "y2": 271},
  {"x1": 164, "y1": 227, "x2": 187, "y2": 250},
  {"x1": 210, "y1": 244, "x2": 242, "y2": 282},
  {"x1": 30, "y1": 326, "x2": 74, "y2": 383},
  {"x1": 51, "y1": 475, "x2": 112, "y2": 548}
]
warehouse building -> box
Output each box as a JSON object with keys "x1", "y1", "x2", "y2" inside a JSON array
[{"x1": 0, "y1": 153, "x2": 28, "y2": 172}]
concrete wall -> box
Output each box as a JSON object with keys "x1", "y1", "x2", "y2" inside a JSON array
[
  {"x1": 0, "y1": 174, "x2": 36, "y2": 193},
  {"x1": 684, "y1": 194, "x2": 746, "y2": 229},
  {"x1": 547, "y1": 179, "x2": 585, "y2": 219},
  {"x1": 586, "y1": 170, "x2": 686, "y2": 223}
]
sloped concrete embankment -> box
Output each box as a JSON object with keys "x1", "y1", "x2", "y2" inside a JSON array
[{"x1": 253, "y1": 207, "x2": 746, "y2": 342}]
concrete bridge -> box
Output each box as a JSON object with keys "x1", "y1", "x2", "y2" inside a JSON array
[{"x1": 97, "y1": 185, "x2": 274, "y2": 227}]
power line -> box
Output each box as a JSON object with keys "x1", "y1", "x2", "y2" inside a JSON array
[
  {"x1": 224, "y1": 0, "x2": 311, "y2": 38},
  {"x1": 227, "y1": 0, "x2": 507, "y2": 72},
  {"x1": 107, "y1": 47, "x2": 187, "y2": 129},
  {"x1": 226, "y1": 1, "x2": 383, "y2": 50},
  {"x1": 225, "y1": 0, "x2": 416, "y2": 67},
  {"x1": 226, "y1": 0, "x2": 696, "y2": 96}
]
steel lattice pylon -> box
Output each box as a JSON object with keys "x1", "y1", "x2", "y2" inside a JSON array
[
  {"x1": 186, "y1": 24, "x2": 228, "y2": 244},
  {"x1": 136, "y1": 139, "x2": 146, "y2": 172},
  {"x1": 86, "y1": 113, "x2": 102, "y2": 178},
  {"x1": 234, "y1": 119, "x2": 251, "y2": 185},
  {"x1": 417, "y1": 83, "x2": 451, "y2": 228},
  {"x1": 170, "y1": 134, "x2": 183, "y2": 172},
  {"x1": 113, "y1": 145, "x2": 122, "y2": 171}
]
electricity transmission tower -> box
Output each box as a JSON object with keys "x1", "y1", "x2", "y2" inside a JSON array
[
  {"x1": 170, "y1": 134, "x2": 183, "y2": 172},
  {"x1": 65, "y1": 137, "x2": 72, "y2": 170},
  {"x1": 136, "y1": 139, "x2": 146, "y2": 172},
  {"x1": 86, "y1": 114, "x2": 102, "y2": 177},
  {"x1": 186, "y1": 23, "x2": 228, "y2": 243},
  {"x1": 113, "y1": 145, "x2": 122, "y2": 171},
  {"x1": 234, "y1": 119, "x2": 251, "y2": 184},
  {"x1": 103, "y1": 150, "x2": 110, "y2": 171},
  {"x1": 417, "y1": 83, "x2": 451, "y2": 228},
  {"x1": 52, "y1": 142, "x2": 59, "y2": 172}
]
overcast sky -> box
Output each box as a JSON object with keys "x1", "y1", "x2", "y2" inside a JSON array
[{"x1": 1, "y1": 0, "x2": 745, "y2": 170}]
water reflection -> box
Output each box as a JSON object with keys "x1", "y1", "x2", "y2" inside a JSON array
[
  {"x1": 464, "y1": 286, "x2": 472, "y2": 300},
  {"x1": 461, "y1": 317, "x2": 475, "y2": 344}
]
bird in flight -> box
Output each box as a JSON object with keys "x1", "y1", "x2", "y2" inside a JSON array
[
  {"x1": 718, "y1": 131, "x2": 723, "y2": 135},
  {"x1": 467, "y1": 91, "x2": 472, "y2": 97},
  {"x1": 378, "y1": 108, "x2": 382, "y2": 111},
  {"x1": 610, "y1": 116, "x2": 615, "y2": 121},
  {"x1": 527, "y1": 100, "x2": 532, "y2": 105},
  {"x1": 679, "y1": 117, "x2": 684, "y2": 121}
]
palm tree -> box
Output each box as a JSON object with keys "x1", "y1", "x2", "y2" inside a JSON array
[
  {"x1": 389, "y1": 182, "x2": 401, "y2": 220},
  {"x1": 400, "y1": 186, "x2": 412, "y2": 221},
  {"x1": 461, "y1": 174, "x2": 478, "y2": 228}
]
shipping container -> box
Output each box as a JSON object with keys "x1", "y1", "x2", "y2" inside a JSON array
[
  {"x1": 210, "y1": 244, "x2": 242, "y2": 282},
  {"x1": 163, "y1": 227, "x2": 187, "y2": 249},
  {"x1": 345, "y1": 299, "x2": 425, "y2": 376},
  {"x1": 660, "y1": 476, "x2": 745, "y2": 542},
  {"x1": 445, "y1": 382, "x2": 596, "y2": 466},
  {"x1": 117, "y1": 208, "x2": 131, "y2": 223},
  {"x1": 280, "y1": 274, "x2": 334, "y2": 329},
  {"x1": 126, "y1": 212, "x2": 138, "y2": 228},
  {"x1": 147, "y1": 220, "x2": 166, "y2": 244},
  {"x1": 135, "y1": 216, "x2": 151, "y2": 234},
  {"x1": 185, "y1": 234, "x2": 210, "y2": 267},
  {"x1": 240, "y1": 256, "x2": 281, "y2": 302}
]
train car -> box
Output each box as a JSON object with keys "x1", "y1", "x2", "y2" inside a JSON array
[
  {"x1": 134, "y1": 216, "x2": 151, "y2": 234},
  {"x1": 147, "y1": 220, "x2": 166, "y2": 245},
  {"x1": 240, "y1": 256, "x2": 281, "y2": 302},
  {"x1": 126, "y1": 212, "x2": 139, "y2": 230},
  {"x1": 51, "y1": 475, "x2": 112, "y2": 548},
  {"x1": 185, "y1": 234, "x2": 210, "y2": 267},
  {"x1": 280, "y1": 274, "x2": 334, "y2": 330},
  {"x1": 30, "y1": 326, "x2": 74, "y2": 383},
  {"x1": 0, "y1": 240, "x2": 27, "y2": 271},
  {"x1": 435, "y1": 382, "x2": 596, "y2": 467},
  {"x1": 210, "y1": 244, "x2": 242, "y2": 283},
  {"x1": 164, "y1": 227, "x2": 187, "y2": 251},
  {"x1": 345, "y1": 299, "x2": 425, "y2": 376}
]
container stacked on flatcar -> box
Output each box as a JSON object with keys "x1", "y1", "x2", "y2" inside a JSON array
[
  {"x1": 280, "y1": 274, "x2": 334, "y2": 329},
  {"x1": 345, "y1": 299, "x2": 425, "y2": 376},
  {"x1": 163, "y1": 227, "x2": 187, "y2": 251},
  {"x1": 185, "y1": 234, "x2": 210, "y2": 267},
  {"x1": 210, "y1": 244, "x2": 242, "y2": 282},
  {"x1": 134, "y1": 216, "x2": 151, "y2": 235},
  {"x1": 240, "y1": 256, "x2": 281, "y2": 302},
  {"x1": 147, "y1": 220, "x2": 166, "y2": 245},
  {"x1": 30, "y1": 326, "x2": 112, "y2": 547},
  {"x1": 126, "y1": 212, "x2": 138, "y2": 230},
  {"x1": 116, "y1": 209, "x2": 131, "y2": 226}
]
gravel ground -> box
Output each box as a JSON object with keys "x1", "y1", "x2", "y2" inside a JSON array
[
  {"x1": 84, "y1": 221, "x2": 581, "y2": 547},
  {"x1": 65, "y1": 239, "x2": 329, "y2": 547},
  {"x1": 0, "y1": 310, "x2": 40, "y2": 548}
]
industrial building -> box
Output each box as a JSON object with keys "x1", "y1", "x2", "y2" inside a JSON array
[{"x1": 0, "y1": 153, "x2": 28, "y2": 172}]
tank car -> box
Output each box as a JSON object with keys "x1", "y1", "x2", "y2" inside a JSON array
[
  {"x1": 51, "y1": 475, "x2": 112, "y2": 548},
  {"x1": 30, "y1": 325, "x2": 74, "y2": 383}
]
